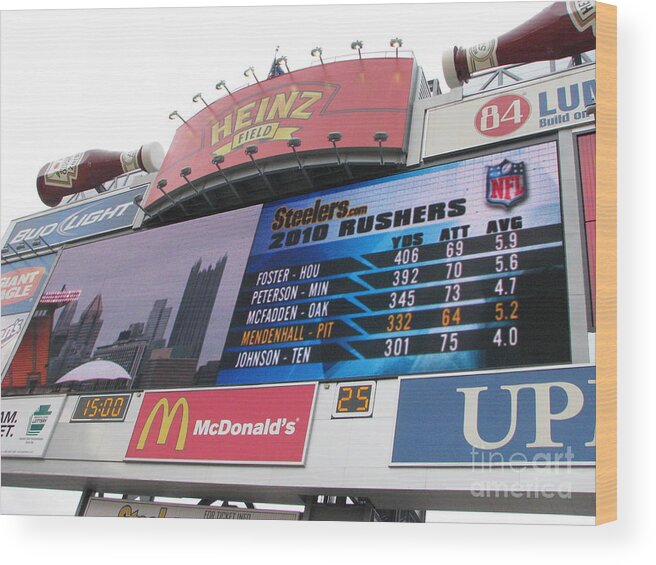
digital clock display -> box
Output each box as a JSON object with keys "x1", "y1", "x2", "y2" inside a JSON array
[
  {"x1": 332, "y1": 381, "x2": 375, "y2": 418},
  {"x1": 71, "y1": 393, "x2": 132, "y2": 422}
]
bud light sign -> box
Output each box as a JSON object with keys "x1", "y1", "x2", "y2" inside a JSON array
[
  {"x1": 391, "y1": 366, "x2": 595, "y2": 466},
  {"x1": 3, "y1": 184, "x2": 147, "y2": 252}
]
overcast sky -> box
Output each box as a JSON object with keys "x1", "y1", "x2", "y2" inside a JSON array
[{"x1": 0, "y1": 1, "x2": 549, "y2": 233}]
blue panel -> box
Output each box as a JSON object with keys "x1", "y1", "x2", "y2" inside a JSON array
[
  {"x1": 4, "y1": 185, "x2": 147, "y2": 250},
  {"x1": 392, "y1": 366, "x2": 595, "y2": 465}
]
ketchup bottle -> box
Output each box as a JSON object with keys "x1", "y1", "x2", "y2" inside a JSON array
[
  {"x1": 442, "y1": 1, "x2": 596, "y2": 89},
  {"x1": 36, "y1": 141, "x2": 164, "y2": 207}
]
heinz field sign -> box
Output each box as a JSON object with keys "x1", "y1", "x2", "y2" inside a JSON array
[{"x1": 144, "y1": 58, "x2": 415, "y2": 208}]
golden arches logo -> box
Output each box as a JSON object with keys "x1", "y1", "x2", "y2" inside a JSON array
[{"x1": 136, "y1": 397, "x2": 189, "y2": 451}]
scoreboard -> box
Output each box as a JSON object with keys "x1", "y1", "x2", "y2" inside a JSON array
[{"x1": 217, "y1": 140, "x2": 571, "y2": 385}]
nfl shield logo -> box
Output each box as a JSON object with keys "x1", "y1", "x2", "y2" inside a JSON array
[{"x1": 486, "y1": 159, "x2": 527, "y2": 208}]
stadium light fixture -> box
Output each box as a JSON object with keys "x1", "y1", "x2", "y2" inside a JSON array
[
  {"x1": 3, "y1": 242, "x2": 23, "y2": 259},
  {"x1": 327, "y1": 132, "x2": 353, "y2": 180},
  {"x1": 168, "y1": 110, "x2": 188, "y2": 124},
  {"x1": 287, "y1": 137, "x2": 313, "y2": 189},
  {"x1": 328, "y1": 131, "x2": 343, "y2": 165},
  {"x1": 31, "y1": 236, "x2": 55, "y2": 253},
  {"x1": 18, "y1": 239, "x2": 39, "y2": 256},
  {"x1": 351, "y1": 40, "x2": 363, "y2": 59},
  {"x1": 156, "y1": 178, "x2": 189, "y2": 216},
  {"x1": 212, "y1": 154, "x2": 242, "y2": 202},
  {"x1": 132, "y1": 194, "x2": 153, "y2": 219},
  {"x1": 215, "y1": 80, "x2": 232, "y2": 96},
  {"x1": 2, "y1": 243, "x2": 22, "y2": 260},
  {"x1": 192, "y1": 93, "x2": 210, "y2": 108},
  {"x1": 311, "y1": 47, "x2": 324, "y2": 65},
  {"x1": 390, "y1": 37, "x2": 403, "y2": 57},
  {"x1": 180, "y1": 167, "x2": 212, "y2": 207},
  {"x1": 244, "y1": 66, "x2": 260, "y2": 84},
  {"x1": 373, "y1": 131, "x2": 389, "y2": 165},
  {"x1": 245, "y1": 145, "x2": 275, "y2": 195}
]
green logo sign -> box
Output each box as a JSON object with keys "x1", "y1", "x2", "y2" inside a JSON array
[{"x1": 26, "y1": 405, "x2": 52, "y2": 436}]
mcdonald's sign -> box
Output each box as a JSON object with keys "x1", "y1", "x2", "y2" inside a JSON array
[{"x1": 125, "y1": 384, "x2": 317, "y2": 464}]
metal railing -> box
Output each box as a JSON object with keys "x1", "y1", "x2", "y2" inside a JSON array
[
  {"x1": 307, "y1": 49, "x2": 416, "y2": 66},
  {"x1": 463, "y1": 50, "x2": 595, "y2": 96},
  {"x1": 64, "y1": 169, "x2": 149, "y2": 205}
]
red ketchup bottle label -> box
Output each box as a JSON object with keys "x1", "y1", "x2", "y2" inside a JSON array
[
  {"x1": 36, "y1": 142, "x2": 163, "y2": 207},
  {"x1": 43, "y1": 152, "x2": 87, "y2": 189}
]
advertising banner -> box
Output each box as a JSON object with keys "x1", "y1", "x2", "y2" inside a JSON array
[
  {"x1": 144, "y1": 58, "x2": 415, "y2": 208},
  {"x1": 2, "y1": 184, "x2": 148, "y2": 252},
  {"x1": 125, "y1": 383, "x2": 316, "y2": 464},
  {"x1": 0, "y1": 395, "x2": 65, "y2": 457},
  {"x1": 218, "y1": 141, "x2": 570, "y2": 385},
  {"x1": 423, "y1": 66, "x2": 595, "y2": 158},
  {"x1": 391, "y1": 366, "x2": 595, "y2": 466},
  {"x1": 84, "y1": 497, "x2": 300, "y2": 519},
  {"x1": 1, "y1": 313, "x2": 29, "y2": 376},
  {"x1": 2, "y1": 205, "x2": 260, "y2": 394},
  {"x1": 0, "y1": 254, "x2": 57, "y2": 316}
]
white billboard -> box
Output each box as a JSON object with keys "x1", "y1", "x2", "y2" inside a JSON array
[
  {"x1": 1, "y1": 395, "x2": 65, "y2": 458},
  {"x1": 423, "y1": 66, "x2": 595, "y2": 158},
  {"x1": 84, "y1": 497, "x2": 300, "y2": 520},
  {"x1": 1, "y1": 314, "x2": 29, "y2": 376}
]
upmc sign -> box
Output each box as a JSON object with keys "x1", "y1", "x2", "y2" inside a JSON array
[
  {"x1": 125, "y1": 383, "x2": 317, "y2": 464},
  {"x1": 392, "y1": 367, "x2": 595, "y2": 466},
  {"x1": 144, "y1": 58, "x2": 416, "y2": 208}
]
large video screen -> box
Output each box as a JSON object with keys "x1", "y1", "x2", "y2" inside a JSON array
[
  {"x1": 3, "y1": 141, "x2": 572, "y2": 394},
  {"x1": 217, "y1": 141, "x2": 570, "y2": 384},
  {"x1": 2, "y1": 206, "x2": 260, "y2": 393}
]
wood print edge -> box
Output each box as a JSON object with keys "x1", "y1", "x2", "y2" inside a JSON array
[{"x1": 595, "y1": 0, "x2": 617, "y2": 526}]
